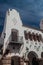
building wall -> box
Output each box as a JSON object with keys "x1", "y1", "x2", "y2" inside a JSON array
[
  {"x1": 2, "y1": 9, "x2": 43, "y2": 59},
  {"x1": 2, "y1": 9, "x2": 25, "y2": 54},
  {"x1": 21, "y1": 26, "x2": 43, "y2": 58}
]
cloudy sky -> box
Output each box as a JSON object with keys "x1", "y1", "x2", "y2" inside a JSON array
[{"x1": 0, "y1": 0, "x2": 43, "y2": 32}]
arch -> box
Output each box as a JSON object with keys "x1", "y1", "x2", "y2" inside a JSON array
[
  {"x1": 11, "y1": 56, "x2": 20, "y2": 65},
  {"x1": 28, "y1": 51, "x2": 38, "y2": 59},
  {"x1": 27, "y1": 51, "x2": 38, "y2": 65}
]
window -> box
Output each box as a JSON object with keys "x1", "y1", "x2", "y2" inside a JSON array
[
  {"x1": 11, "y1": 29, "x2": 18, "y2": 41},
  {"x1": 24, "y1": 31, "x2": 28, "y2": 40},
  {"x1": 24, "y1": 31, "x2": 33, "y2": 40},
  {"x1": 32, "y1": 33, "x2": 36, "y2": 41},
  {"x1": 28, "y1": 32, "x2": 32, "y2": 40},
  {"x1": 36, "y1": 33, "x2": 39, "y2": 41},
  {"x1": 4, "y1": 33, "x2": 6, "y2": 38},
  {"x1": 39, "y1": 34, "x2": 42, "y2": 41},
  {"x1": 28, "y1": 32, "x2": 33, "y2": 40}
]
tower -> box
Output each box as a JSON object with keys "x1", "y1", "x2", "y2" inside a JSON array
[
  {"x1": 40, "y1": 19, "x2": 43, "y2": 30},
  {"x1": 1, "y1": 9, "x2": 23, "y2": 54}
]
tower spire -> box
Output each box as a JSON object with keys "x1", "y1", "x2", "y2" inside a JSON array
[{"x1": 40, "y1": 19, "x2": 43, "y2": 30}]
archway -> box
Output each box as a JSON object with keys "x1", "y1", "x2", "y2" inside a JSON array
[
  {"x1": 11, "y1": 56, "x2": 20, "y2": 65},
  {"x1": 27, "y1": 51, "x2": 38, "y2": 65}
]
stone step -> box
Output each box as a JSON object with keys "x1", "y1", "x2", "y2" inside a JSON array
[
  {"x1": 2, "y1": 57, "x2": 11, "y2": 65},
  {"x1": 2, "y1": 59, "x2": 11, "y2": 64},
  {"x1": 2, "y1": 64, "x2": 11, "y2": 65}
]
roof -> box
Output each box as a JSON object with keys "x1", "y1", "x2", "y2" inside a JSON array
[{"x1": 23, "y1": 24, "x2": 43, "y2": 32}]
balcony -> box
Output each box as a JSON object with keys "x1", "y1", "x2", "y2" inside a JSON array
[
  {"x1": 3, "y1": 35, "x2": 23, "y2": 55},
  {"x1": 7, "y1": 35, "x2": 23, "y2": 46},
  {"x1": 11, "y1": 36, "x2": 23, "y2": 43},
  {"x1": 3, "y1": 29, "x2": 24, "y2": 55}
]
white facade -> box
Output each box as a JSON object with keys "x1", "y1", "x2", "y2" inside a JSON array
[{"x1": 1, "y1": 9, "x2": 43, "y2": 59}]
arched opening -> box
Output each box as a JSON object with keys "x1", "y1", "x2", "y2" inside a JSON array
[
  {"x1": 11, "y1": 56, "x2": 20, "y2": 65},
  {"x1": 27, "y1": 51, "x2": 38, "y2": 65},
  {"x1": 41, "y1": 52, "x2": 43, "y2": 58}
]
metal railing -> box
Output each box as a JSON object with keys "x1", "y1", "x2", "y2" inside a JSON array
[
  {"x1": 4, "y1": 35, "x2": 23, "y2": 49},
  {"x1": 9, "y1": 35, "x2": 23, "y2": 44}
]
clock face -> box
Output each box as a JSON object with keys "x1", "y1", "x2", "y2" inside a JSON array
[{"x1": 12, "y1": 18, "x2": 17, "y2": 25}]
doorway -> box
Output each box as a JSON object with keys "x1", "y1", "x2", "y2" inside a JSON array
[
  {"x1": 11, "y1": 56, "x2": 20, "y2": 65},
  {"x1": 11, "y1": 59, "x2": 14, "y2": 65},
  {"x1": 28, "y1": 51, "x2": 38, "y2": 65}
]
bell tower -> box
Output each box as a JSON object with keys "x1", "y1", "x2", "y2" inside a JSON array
[{"x1": 1, "y1": 9, "x2": 23, "y2": 54}]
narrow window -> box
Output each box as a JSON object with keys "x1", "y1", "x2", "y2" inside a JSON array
[
  {"x1": 11, "y1": 29, "x2": 18, "y2": 41},
  {"x1": 39, "y1": 34, "x2": 42, "y2": 42},
  {"x1": 36, "y1": 33, "x2": 39, "y2": 41},
  {"x1": 24, "y1": 31, "x2": 28, "y2": 40},
  {"x1": 28, "y1": 32, "x2": 32, "y2": 40},
  {"x1": 32, "y1": 33, "x2": 36, "y2": 41}
]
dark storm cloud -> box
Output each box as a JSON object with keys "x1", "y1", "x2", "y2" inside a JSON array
[{"x1": 0, "y1": 0, "x2": 43, "y2": 31}]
